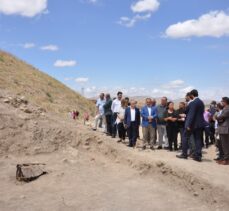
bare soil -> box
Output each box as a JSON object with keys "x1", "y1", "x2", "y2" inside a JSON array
[{"x1": 1, "y1": 91, "x2": 229, "y2": 211}]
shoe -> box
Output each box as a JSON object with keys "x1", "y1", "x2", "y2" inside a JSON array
[
  {"x1": 214, "y1": 157, "x2": 222, "y2": 161},
  {"x1": 117, "y1": 139, "x2": 122, "y2": 143},
  {"x1": 142, "y1": 146, "x2": 146, "y2": 150},
  {"x1": 164, "y1": 146, "x2": 170, "y2": 150},
  {"x1": 112, "y1": 136, "x2": 116, "y2": 138},
  {"x1": 150, "y1": 146, "x2": 155, "y2": 151},
  {"x1": 92, "y1": 128, "x2": 97, "y2": 131},
  {"x1": 193, "y1": 157, "x2": 202, "y2": 162},
  {"x1": 218, "y1": 160, "x2": 229, "y2": 165},
  {"x1": 188, "y1": 154, "x2": 195, "y2": 159},
  {"x1": 176, "y1": 154, "x2": 188, "y2": 159},
  {"x1": 157, "y1": 146, "x2": 162, "y2": 150},
  {"x1": 127, "y1": 144, "x2": 133, "y2": 147}
]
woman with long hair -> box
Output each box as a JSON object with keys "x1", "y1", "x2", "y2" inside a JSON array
[{"x1": 164, "y1": 102, "x2": 178, "y2": 151}]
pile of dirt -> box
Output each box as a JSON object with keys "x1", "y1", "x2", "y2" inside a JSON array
[
  {"x1": 0, "y1": 90, "x2": 76, "y2": 155},
  {"x1": 0, "y1": 51, "x2": 94, "y2": 116}
]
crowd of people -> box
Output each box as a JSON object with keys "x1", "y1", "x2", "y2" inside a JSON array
[{"x1": 92, "y1": 90, "x2": 229, "y2": 165}]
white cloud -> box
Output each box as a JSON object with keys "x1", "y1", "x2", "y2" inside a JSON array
[
  {"x1": 23, "y1": 43, "x2": 36, "y2": 49},
  {"x1": 165, "y1": 11, "x2": 229, "y2": 39},
  {"x1": 0, "y1": 0, "x2": 48, "y2": 17},
  {"x1": 64, "y1": 77, "x2": 74, "y2": 81},
  {"x1": 131, "y1": 0, "x2": 160, "y2": 13},
  {"x1": 118, "y1": 0, "x2": 159, "y2": 28},
  {"x1": 118, "y1": 13, "x2": 151, "y2": 28},
  {"x1": 162, "y1": 80, "x2": 185, "y2": 89},
  {"x1": 75, "y1": 77, "x2": 89, "y2": 83},
  {"x1": 40, "y1": 45, "x2": 59, "y2": 51},
  {"x1": 54, "y1": 60, "x2": 77, "y2": 67}
]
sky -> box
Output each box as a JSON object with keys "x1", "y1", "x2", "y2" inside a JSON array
[{"x1": 0, "y1": 0, "x2": 229, "y2": 100}]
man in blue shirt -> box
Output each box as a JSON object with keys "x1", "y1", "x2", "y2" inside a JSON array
[
  {"x1": 93, "y1": 93, "x2": 106, "y2": 131},
  {"x1": 141, "y1": 98, "x2": 158, "y2": 150}
]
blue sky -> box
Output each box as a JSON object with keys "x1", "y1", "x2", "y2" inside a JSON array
[{"x1": 0, "y1": 0, "x2": 229, "y2": 99}]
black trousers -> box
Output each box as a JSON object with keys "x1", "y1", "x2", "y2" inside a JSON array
[
  {"x1": 127, "y1": 122, "x2": 138, "y2": 147},
  {"x1": 166, "y1": 126, "x2": 178, "y2": 150},
  {"x1": 204, "y1": 126, "x2": 210, "y2": 147},
  {"x1": 209, "y1": 122, "x2": 216, "y2": 144},
  {"x1": 117, "y1": 122, "x2": 126, "y2": 140},
  {"x1": 105, "y1": 114, "x2": 112, "y2": 135},
  {"x1": 216, "y1": 138, "x2": 224, "y2": 159},
  {"x1": 112, "y1": 113, "x2": 118, "y2": 137}
]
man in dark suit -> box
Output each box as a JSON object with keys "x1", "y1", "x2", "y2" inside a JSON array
[
  {"x1": 177, "y1": 89, "x2": 205, "y2": 162},
  {"x1": 124, "y1": 100, "x2": 141, "y2": 148}
]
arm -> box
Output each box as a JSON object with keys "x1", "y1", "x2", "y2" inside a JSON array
[
  {"x1": 137, "y1": 109, "x2": 141, "y2": 126},
  {"x1": 152, "y1": 107, "x2": 158, "y2": 119},
  {"x1": 141, "y1": 107, "x2": 148, "y2": 120},
  {"x1": 216, "y1": 109, "x2": 229, "y2": 121},
  {"x1": 186, "y1": 103, "x2": 197, "y2": 129},
  {"x1": 171, "y1": 111, "x2": 179, "y2": 122},
  {"x1": 95, "y1": 101, "x2": 99, "y2": 114},
  {"x1": 124, "y1": 108, "x2": 128, "y2": 125},
  {"x1": 164, "y1": 111, "x2": 170, "y2": 121},
  {"x1": 111, "y1": 100, "x2": 115, "y2": 113}
]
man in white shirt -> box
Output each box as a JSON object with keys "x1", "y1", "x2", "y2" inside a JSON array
[
  {"x1": 111, "y1": 91, "x2": 123, "y2": 138},
  {"x1": 93, "y1": 93, "x2": 106, "y2": 131}
]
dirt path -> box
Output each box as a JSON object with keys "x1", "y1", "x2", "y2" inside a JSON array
[{"x1": 0, "y1": 150, "x2": 220, "y2": 211}]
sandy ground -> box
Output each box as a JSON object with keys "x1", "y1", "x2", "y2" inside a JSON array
[
  {"x1": 0, "y1": 149, "x2": 223, "y2": 211},
  {"x1": 1, "y1": 92, "x2": 229, "y2": 211}
]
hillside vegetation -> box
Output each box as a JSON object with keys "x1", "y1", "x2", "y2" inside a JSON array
[{"x1": 0, "y1": 50, "x2": 94, "y2": 115}]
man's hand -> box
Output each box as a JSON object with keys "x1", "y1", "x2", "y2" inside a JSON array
[{"x1": 179, "y1": 114, "x2": 186, "y2": 118}]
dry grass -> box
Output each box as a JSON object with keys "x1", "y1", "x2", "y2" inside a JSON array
[{"x1": 0, "y1": 50, "x2": 95, "y2": 116}]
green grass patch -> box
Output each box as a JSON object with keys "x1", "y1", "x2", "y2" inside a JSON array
[{"x1": 0, "y1": 56, "x2": 4, "y2": 62}]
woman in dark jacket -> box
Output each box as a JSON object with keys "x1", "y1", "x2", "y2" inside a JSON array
[{"x1": 164, "y1": 102, "x2": 178, "y2": 151}]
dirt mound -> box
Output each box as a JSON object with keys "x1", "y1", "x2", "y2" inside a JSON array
[
  {"x1": 0, "y1": 51, "x2": 94, "y2": 116},
  {"x1": 0, "y1": 91, "x2": 76, "y2": 155}
]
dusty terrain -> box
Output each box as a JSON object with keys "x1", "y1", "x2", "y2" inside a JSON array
[
  {"x1": 1, "y1": 91, "x2": 229, "y2": 211},
  {"x1": 0, "y1": 51, "x2": 94, "y2": 115}
]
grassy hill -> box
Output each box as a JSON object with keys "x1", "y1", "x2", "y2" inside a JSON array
[{"x1": 0, "y1": 50, "x2": 95, "y2": 115}]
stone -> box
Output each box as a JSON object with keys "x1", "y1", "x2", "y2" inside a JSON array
[
  {"x1": 3, "y1": 98, "x2": 10, "y2": 103},
  {"x1": 97, "y1": 139, "x2": 103, "y2": 144},
  {"x1": 193, "y1": 192, "x2": 199, "y2": 197},
  {"x1": 156, "y1": 161, "x2": 165, "y2": 168}
]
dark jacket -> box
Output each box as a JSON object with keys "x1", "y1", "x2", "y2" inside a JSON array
[
  {"x1": 103, "y1": 99, "x2": 112, "y2": 115},
  {"x1": 124, "y1": 107, "x2": 140, "y2": 128},
  {"x1": 185, "y1": 98, "x2": 205, "y2": 130},
  {"x1": 217, "y1": 106, "x2": 229, "y2": 135},
  {"x1": 157, "y1": 105, "x2": 167, "y2": 125},
  {"x1": 176, "y1": 108, "x2": 185, "y2": 129}
]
